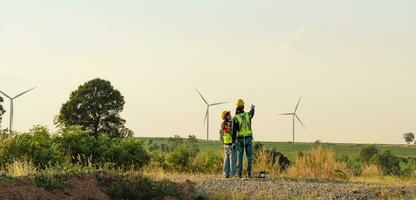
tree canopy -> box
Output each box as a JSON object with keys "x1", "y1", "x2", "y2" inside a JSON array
[
  {"x1": 57, "y1": 78, "x2": 131, "y2": 137},
  {"x1": 0, "y1": 96, "x2": 5, "y2": 127},
  {"x1": 403, "y1": 132, "x2": 415, "y2": 144}
]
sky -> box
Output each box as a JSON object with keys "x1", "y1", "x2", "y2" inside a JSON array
[{"x1": 0, "y1": 0, "x2": 415, "y2": 144}]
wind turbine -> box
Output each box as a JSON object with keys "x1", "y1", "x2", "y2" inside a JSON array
[
  {"x1": 196, "y1": 89, "x2": 228, "y2": 140},
  {"x1": 280, "y1": 97, "x2": 306, "y2": 143},
  {"x1": 0, "y1": 87, "x2": 36, "y2": 134}
]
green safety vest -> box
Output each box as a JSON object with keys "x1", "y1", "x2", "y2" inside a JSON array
[
  {"x1": 223, "y1": 133, "x2": 233, "y2": 144},
  {"x1": 236, "y1": 112, "x2": 252, "y2": 137}
]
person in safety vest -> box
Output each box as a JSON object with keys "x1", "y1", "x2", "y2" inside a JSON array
[
  {"x1": 232, "y1": 99, "x2": 255, "y2": 178},
  {"x1": 220, "y1": 111, "x2": 236, "y2": 178}
]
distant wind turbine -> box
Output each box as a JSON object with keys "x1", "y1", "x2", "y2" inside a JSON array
[
  {"x1": 0, "y1": 87, "x2": 36, "y2": 133},
  {"x1": 196, "y1": 89, "x2": 228, "y2": 140},
  {"x1": 280, "y1": 97, "x2": 306, "y2": 143}
]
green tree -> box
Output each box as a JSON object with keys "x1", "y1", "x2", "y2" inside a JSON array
[
  {"x1": 57, "y1": 78, "x2": 128, "y2": 137},
  {"x1": 0, "y1": 96, "x2": 5, "y2": 127},
  {"x1": 403, "y1": 132, "x2": 415, "y2": 144}
]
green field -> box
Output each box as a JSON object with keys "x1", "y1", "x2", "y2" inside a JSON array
[{"x1": 139, "y1": 137, "x2": 416, "y2": 158}]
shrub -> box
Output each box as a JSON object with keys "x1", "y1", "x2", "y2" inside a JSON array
[
  {"x1": 193, "y1": 150, "x2": 222, "y2": 173},
  {"x1": 359, "y1": 146, "x2": 379, "y2": 163},
  {"x1": 0, "y1": 126, "x2": 66, "y2": 168},
  {"x1": 167, "y1": 146, "x2": 193, "y2": 170},
  {"x1": 149, "y1": 150, "x2": 167, "y2": 169},
  {"x1": 399, "y1": 157, "x2": 416, "y2": 178},
  {"x1": 103, "y1": 137, "x2": 150, "y2": 169},
  {"x1": 375, "y1": 151, "x2": 401, "y2": 176},
  {"x1": 57, "y1": 126, "x2": 96, "y2": 163},
  {"x1": 57, "y1": 126, "x2": 150, "y2": 169}
]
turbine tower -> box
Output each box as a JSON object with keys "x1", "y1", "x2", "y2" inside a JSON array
[
  {"x1": 196, "y1": 89, "x2": 227, "y2": 140},
  {"x1": 280, "y1": 97, "x2": 306, "y2": 143},
  {"x1": 0, "y1": 87, "x2": 36, "y2": 134}
]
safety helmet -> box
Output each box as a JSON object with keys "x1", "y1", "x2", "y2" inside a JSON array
[
  {"x1": 236, "y1": 99, "x2": 245, "y2": 107},
  {"x1": 221, "y1": 111, "x2": 231, "y2": 119}
]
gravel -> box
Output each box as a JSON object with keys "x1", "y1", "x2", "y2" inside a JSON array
[{"x1": 165, "y1": 175, "x2": 416, "y2": 200}]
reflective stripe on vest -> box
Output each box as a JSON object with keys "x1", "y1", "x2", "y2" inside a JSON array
[{"x1": 236, "y1": 112, "x2": 252, "y2": 137}]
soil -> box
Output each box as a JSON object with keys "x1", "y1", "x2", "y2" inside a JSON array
[
  {"x1": 0, "y1": 175, "x2": 110, "y2": 200},
  {"x1": 0, "y1": 175, "x2": 197, "y2": 200}
]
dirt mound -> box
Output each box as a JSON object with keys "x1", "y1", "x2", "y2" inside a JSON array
[
  {"x1": 0, "y1": 175, "x2": 199, "y2": 200},
  {"x1": 0, "y1": 175, "x2": 109, "y2": 200},
  {"x1": 0, "y1": 178, "x2": 57, "y2": 200},
  {"x1": 53, "y1": 175, "x2": 110, "y2": 200}
]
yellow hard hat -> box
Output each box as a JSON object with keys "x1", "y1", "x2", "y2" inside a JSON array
[
  {"x1": 221, "y1": 111, "x2": 230, "y2": 119},
  {"x1": 236, "y1": 99, "x2": 245, "y2": 107}
]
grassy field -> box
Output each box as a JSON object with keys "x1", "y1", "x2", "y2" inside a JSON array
[{"x1": 139, "y1": 137, "x2": 416, "y2": 158}]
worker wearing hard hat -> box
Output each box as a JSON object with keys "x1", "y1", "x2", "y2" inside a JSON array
[
  {"x1": 232, "y1": 99, "x2": 255, "y2": 178},
  {"x1": 220, "y1": 111, "x2": 236, "y2": 178}
]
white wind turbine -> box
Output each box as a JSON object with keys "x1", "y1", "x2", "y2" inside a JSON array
[
  {"x1": 0, "y1": 87, "x2": 36, "y2": 133},
  {"x1": 280, "y1": 97, "x2": 306, "y2": 143},
  {"x1": 196, "y1": 89, "x2": 228, "y2": 140}
]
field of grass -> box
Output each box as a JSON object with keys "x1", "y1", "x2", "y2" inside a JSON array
[{"x1": 139, "y1": 137, "x2": 416, "y2": 158}]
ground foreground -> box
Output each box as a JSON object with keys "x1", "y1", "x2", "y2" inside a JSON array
[
  {"x1": 0, "y1": 173, "x2": 415, "y2": 200},
  {"x1": 160, "y1": 174, "x2": 416, "y2": 200}
]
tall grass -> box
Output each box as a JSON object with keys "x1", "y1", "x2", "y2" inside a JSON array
[
  {"x1": 285, "y1": 146, "x2": 349, "y2": 180},
  {"x1": 253, "y1": 148, "x2": 282, "y2": 176},
  {"x1": 6, "y1": 160, "x2": 37, "y2": 177},
  {"x1": 361, "y1": 164, "x2": 382, "y2": 177}
]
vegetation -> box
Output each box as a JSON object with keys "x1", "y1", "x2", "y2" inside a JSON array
[
  {"x1": 0, "y1": 125, "x2": 150, "y2": 170},
  {"x1": 56, "y1": 78, "x2": 131, "y2": 137},
  {"x1": 404, "y1": 132, "x2": 415, "y2": 144},
  {"x1": 0, "y1": 125, "x2": 416, "y2": 198},
  {"x1": 0, "y1": 96, "x2": 4, "y2": 126}
]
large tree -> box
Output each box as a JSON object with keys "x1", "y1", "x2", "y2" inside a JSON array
[{"x1": 57, "y1": 78, "x2": 131, "y2": 137}]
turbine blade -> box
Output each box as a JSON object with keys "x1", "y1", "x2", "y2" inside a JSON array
[
  {"x1": 295, "y1": 114, "x2": 306, "y2": 129},
  {"x1": 203, "y1": 108, "x2": 208, "y2": 126},
  {"x1": 13, "y1": 87, "x2": 36, "y2": 99},
  {"x1": 280, "y1": 113, "x2": 294, "y2": 115},
  {"x1": 196, "y1": 89, "x2": 208, "y2": 105},
  {"x1": 210, "y1": 102, "x2": 228, "y2": 106},
  {"x1": 294, "y1": 96, "x2": 302, "y2": 113},
  {"x1": 0, "y1": 91, "x2": 12, "y2": 99}
]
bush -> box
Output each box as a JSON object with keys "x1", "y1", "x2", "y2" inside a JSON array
[
  {"x1": 359, "y1": 146, "x2": 379, "y2": 163},
  {"x1": 0, "y1": 126, "x2": 66, "y2": 168},
  {"x1": 166, "y1": 146, "x2": 194, "y2": 170},
  {"x1": 102, "y1": 137, "x2": 150, "y2": 169},
  {"x1": 375, "y1": 151, "x2": 401, "y2": 176},
  {"x1": 0, "y1": 125, "x2": 150, "y2": 171},
  {"x1": 57, "y1": 126, "x2": 96, "y2": 163},
  {"x1": 399, "y1": 157, "x2": 416, "y2": 178},
  {"x1": 57, "y1": 126, "x2": 150, "y2": 169},
  {"x1": 193, "y1": 150, "x2": 222, "y2": 173}
]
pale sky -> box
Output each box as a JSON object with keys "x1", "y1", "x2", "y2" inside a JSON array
[{"x1": 1, "y1": 1, "x2": 415, "y2": 144}]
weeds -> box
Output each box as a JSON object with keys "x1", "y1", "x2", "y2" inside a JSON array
[
  {"x1": 6, "y1": 160, "x2": 37, "y2": 177},
  {"x1": 285, "y1": 146, "x2": 350, "y2": 180}
]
